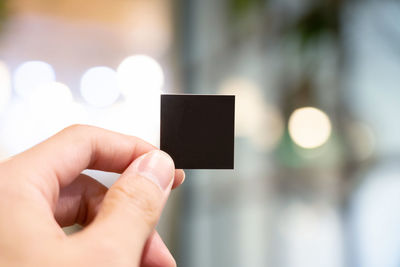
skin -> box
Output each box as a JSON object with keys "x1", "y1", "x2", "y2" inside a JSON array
[{"x1": 0, "y1": 125, "x2": 185, "y2": 267}]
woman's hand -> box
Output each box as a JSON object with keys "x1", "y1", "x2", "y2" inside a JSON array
[{"x1": 0, "y1": 125, "x2": 184, "y2": 267}]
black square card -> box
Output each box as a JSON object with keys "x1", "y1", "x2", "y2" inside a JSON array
[{"x1": 160, "y1": 95, "x2": 235, "y2": 169}]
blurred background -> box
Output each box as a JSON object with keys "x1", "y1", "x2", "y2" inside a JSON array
[{"x1": 0, "y1": 0, "x2": 399, "y2": 266}]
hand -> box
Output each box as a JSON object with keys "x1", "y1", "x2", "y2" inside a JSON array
[{"x1": 0, "y1": 125, "x2": 185, "y2": 267}]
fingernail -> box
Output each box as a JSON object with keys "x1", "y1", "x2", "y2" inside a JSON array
[
  {"x1": 179, "y1": 169, "x2": 186, "y2": 184},
  {"x1": 133, "y1": 150, "x2": 175, "y2": 191}
]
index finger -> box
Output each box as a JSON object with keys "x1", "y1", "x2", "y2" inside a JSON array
[{"x1": 5, "y1": 125, "x2": 183, "y2": 206}]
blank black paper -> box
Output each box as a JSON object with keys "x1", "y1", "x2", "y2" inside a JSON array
[{"x1": 161, "y1": 94, "x2": 235, "y2": 169}]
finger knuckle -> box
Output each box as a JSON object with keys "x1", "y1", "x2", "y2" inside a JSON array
[{"x1": 64, "y1": 124, "x2": 88, "y2": 133}]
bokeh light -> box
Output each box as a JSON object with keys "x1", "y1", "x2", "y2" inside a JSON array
[
  {"x1": 28, "y1": 81, "x2": 73, "y2": 108},
  {"x1": 0, "y1": 81, "x2": 88, "y2": 155},
  {"x1": 117, "y1": 55, "x2": 164, "y2": 98},
  {"x1": 252, "y1": 106, "x2": 285, "y2": 150},
  {"x1": 99, "y1": 101, "x2": 160, "y2": 147},
  {"x1": 219, "y1": 78, "x2": 263, "y2": 137},
  {"x1": 288, "y1": 107, "x2": 332, "y2": 149},
  {"x1": 26, "y1": 81, "x2": 77, "y2": 136},
  {"x1": 13, "y1": 61, "x2": 56, "y2": 98},
  {"x1": 80, "y1": 67, "x2": 120, "y2": 108},
  {"x1": 219, "y1": 77, "x2": 284, "y2": 150},
  {"x1": 0, "y1": 61, "x2": 11, "y2": 113}
]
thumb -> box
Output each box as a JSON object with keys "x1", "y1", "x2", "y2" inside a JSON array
[{"x1": 81, "y1": 150, "x2": 175, "y2": 260}]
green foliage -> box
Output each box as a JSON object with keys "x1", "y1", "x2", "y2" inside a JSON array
[
  {"x1": 228, "y1": 0, "x2": 265, "y2": 18},
  {"x1": 228, "y1": 0, "x2": 345, "y2": 49},
  {"x1": 292, "y1": 1, "x2": 342, "y2": 48}
]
